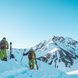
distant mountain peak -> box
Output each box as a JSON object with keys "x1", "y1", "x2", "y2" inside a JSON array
[{"x1": 34, "y1": 36, "x2": 78, "y2": 72}]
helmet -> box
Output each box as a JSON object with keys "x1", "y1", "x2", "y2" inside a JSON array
[{"x1": 30, "y1": 48, "x2": 34, "y2": 51}]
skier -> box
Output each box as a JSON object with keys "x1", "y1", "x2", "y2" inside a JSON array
[
  {"x1": 0, "y1": 37, "x2": 9, "y2": 61},
  {"x1": 23, "y1": 48, "x2": 38, "y2": 70}
]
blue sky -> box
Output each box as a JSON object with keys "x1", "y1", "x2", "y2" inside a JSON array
[{"x1": 0, "y1": 0, "x2": 78, "y2": 48}]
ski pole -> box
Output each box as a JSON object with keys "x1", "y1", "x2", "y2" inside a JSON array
[
  {"x1": 20, "y1": 49, "x2": 26, "y2": 63},
  {"x1": 20, "y1": 54, "x2": 23, "y2": 63}
]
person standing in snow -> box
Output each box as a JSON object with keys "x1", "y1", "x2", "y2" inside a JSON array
[
  {"x1": 0, "y1": 37, "x2": 9, "y2": 61},
  {"x1": 23, "y1": 48, "x2": 38, "y2": 70}
]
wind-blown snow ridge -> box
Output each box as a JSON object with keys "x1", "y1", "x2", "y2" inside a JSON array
[{"x1": 67, "y1": 70, "x2": 78, "y2": 75}]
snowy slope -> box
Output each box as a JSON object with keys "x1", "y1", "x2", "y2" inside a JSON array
[{"x1": 0, "y1": 59, "x2": 70, "y2": 78}]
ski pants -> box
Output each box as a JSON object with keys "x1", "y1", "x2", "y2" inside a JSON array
[
  {"x1": 0, "y1": 49, "x2": 7, "y2": 60},
  {"x1": 29, "y1": 59, "x2": 34, "y2": 69}
]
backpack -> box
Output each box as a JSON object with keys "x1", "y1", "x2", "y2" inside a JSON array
[
  {"x1": 0, "y1": 40, "x2": 6, "y2": 49},
  {"x1": 28, "y1": 51, "x2": 34, "y2": 60}
]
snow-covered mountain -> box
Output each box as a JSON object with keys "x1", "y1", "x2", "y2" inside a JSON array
[
  {"x1": 0, "y1": 36, "x2": 78, "y2": 78},
  {"x1": 34, "y1": 36, "x2": 78, "y2": 72}
]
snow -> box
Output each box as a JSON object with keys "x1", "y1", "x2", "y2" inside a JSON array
[
  {"x1": 66, "y1": 70, "x2": 78, "y2": 78},
  {"x1": 0, "y1": 50, "x2": 70, "y2": 78},
  {"x1": 0, "y1": 59, "x2": 70, "y2": 78},
  {"x1": 67, "y1": 70, "x2": 78, "y2": 75},
  {"x1": 49, "y1": 48, "x2": 58, "y2": 54},
  {"x1": 34, "y1": 36, "x2": 78, "y2": 71},
  {"x1": 0, "y1": 36, "x2": 78, "y2": 78}
]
